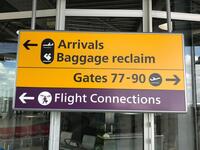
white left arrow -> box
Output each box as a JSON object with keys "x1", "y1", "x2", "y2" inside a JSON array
[{"x1": 19, "y1": 93, "x2": 35, "y2": 104}]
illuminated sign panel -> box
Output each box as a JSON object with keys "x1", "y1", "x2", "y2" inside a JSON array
[{"x1": 14, "y1": 31, "x2": 186, "y2": 112}]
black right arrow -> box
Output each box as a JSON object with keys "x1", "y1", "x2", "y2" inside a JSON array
[
  {"x1": 166, "y1": 75, "x2": 180, "y2": 85},
  {"x1": 23, "y1": 40, "x2": 38, "y2": 50}
]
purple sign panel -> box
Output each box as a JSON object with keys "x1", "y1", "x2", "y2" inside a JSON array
[{"x1": 14, "y1": 87, "x2": 186, "y2": 112}]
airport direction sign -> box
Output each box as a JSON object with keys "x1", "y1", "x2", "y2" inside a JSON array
[{"x1": 14, "y1": 31, "x2": 187, "y2": 112}]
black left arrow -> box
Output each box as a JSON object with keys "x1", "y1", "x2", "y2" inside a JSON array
[{"x1": 23, "y1": 40, "x2": 38, "y2": 50}]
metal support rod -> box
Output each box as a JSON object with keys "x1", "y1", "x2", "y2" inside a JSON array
[
  {"x1": 143, "y1": 0, "x2": 152, "y2": 32},
  {"x1": 31, "y1": 0, "x2": 37, "y2": 30},
  {"x1": 166, "y1": 0, "x2": 172, "y2": 32},
  {"x1": 144, "y1": 113, "x2": 155, "y2": 150},
  {"x1": 191, "y1": 39, "x2": 199, "y2": 150},
  {"x1": 48, "y1": 1, "x2": 66, "y2": 150},
  {"x1": 143, "y1": 1, "x2": 154, "y2": 150},
  {"x1": 147, "y1": 0, "x2": 152, "y2": 32},
  {"x1": 56, "y1": 0, "x2": 65, "y2": 30},
  {"x1": 48, "y1": 112, "x2": 61, "y2": 150}
]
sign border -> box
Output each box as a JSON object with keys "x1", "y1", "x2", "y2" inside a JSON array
[{"x1": 13, "y1": 30, "x2": 187, "y2": 113}]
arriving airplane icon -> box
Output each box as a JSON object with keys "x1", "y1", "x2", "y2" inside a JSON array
[{"x1": 43, "y1": 42, "x2": 54, "y2": 47}]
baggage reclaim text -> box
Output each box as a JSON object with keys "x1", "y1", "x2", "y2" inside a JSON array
[
  {"x1": 54, "y1": 93, "x2": 161, "y2": 105},
  {"x1": 57, "y1": 53, "x2": 156, "y2": 65}
]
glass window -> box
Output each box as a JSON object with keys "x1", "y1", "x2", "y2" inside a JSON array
[
  {"x1": 60, "y1": 17, "x2": 143, "y2": 150},
  {"x1": 198, "y1": 108, "x2": 200, "y2": 148},
  {"x1": 0, "y1": 19, "x2": 31, "y2": 42},
  {"x1": 0, "y1": 17, "x2": 56, "y2": 43},
  {"x1": 153, "y1": 19, "x2": 195, "y2": 46},
  {"x1": 193, "y1": 21, "x2": 200, "y2": 104},
  {"x1": 65, "y1": 17, "x2": 142, "y2": 32},
  {"x1": 0, "y1": 0, "x2": 32, "y2": 12},
  {"x1": 36, "y1": 17, "x2": 56, "y2": 30},
  {"x1": 0, "y1": 56, "x2": 50, "y2": 150},
  {"x1": 0, "y1": 0, "x2": 56, "y2": 13},
  {"x1": 193, "y1": 21, "x2": 200, "y2": 149},
  {"x1": 60, "y1": 112, "x2": 143, "y2": 150},
  {"x1": 152, "y1": 0, "x2": 200, "y2": 14},
  {"x1": 66, "y1": 0, "x2": 142, "y2": 9},
  {"x1": 37, "y1": 0, "x2": 56, "y2": 10},
  {"x1": 153, "y1": 18, "x2": 196, "y2": 150},
  {"x1": 0, "y1": 16, "x2": 56, "y2": 149}
]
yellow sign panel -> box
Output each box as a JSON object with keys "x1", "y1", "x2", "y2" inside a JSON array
[
  {"x1": 17, "y1": 68, "x2": 184, "y2": 90},
  {"x1": 17, "y1": 31, "x2": 185, "y2": 90}
]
